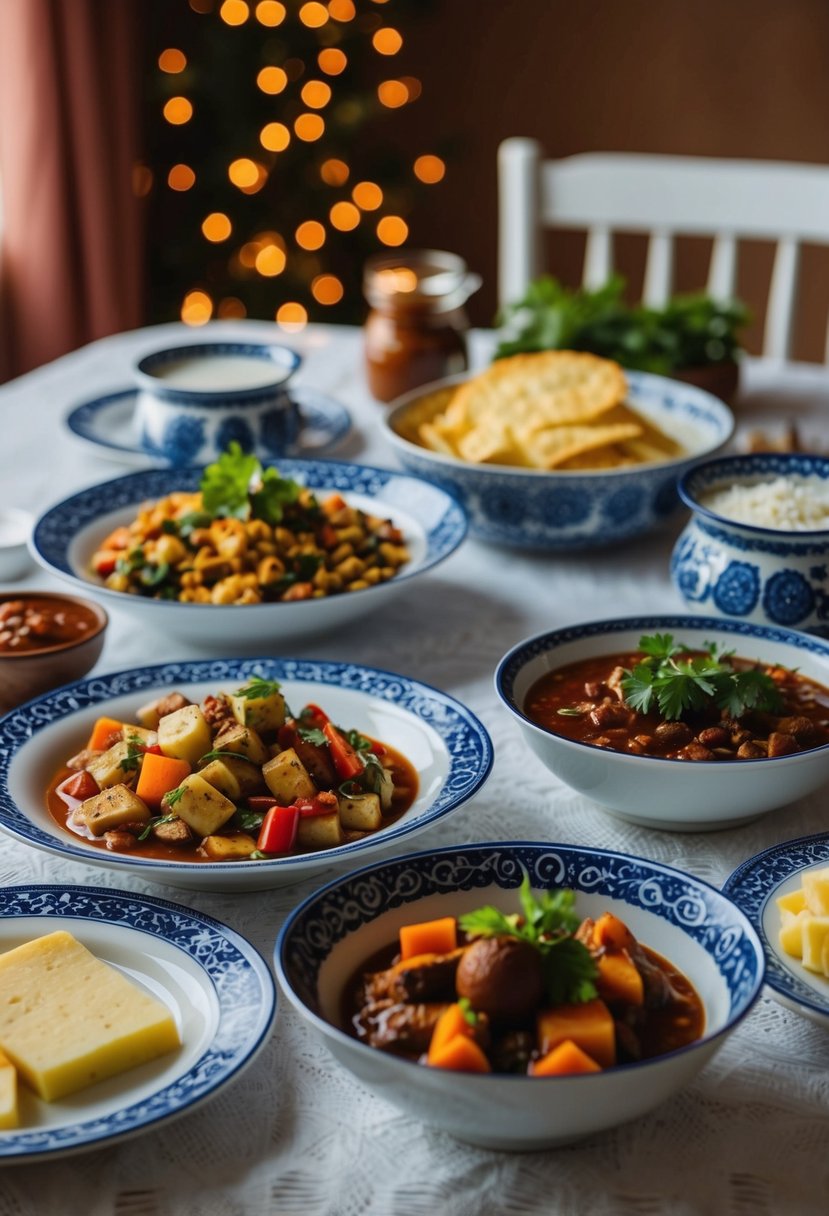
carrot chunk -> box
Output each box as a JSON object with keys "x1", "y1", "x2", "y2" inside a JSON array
[
  {"x1": 428, "y1": 1033, "x2": 491, "y2": 1073},
  {"x1": 427, "y1": 1003, "x2": 473, "y2": 1062},
  {"x1": 596, "y1": 951, "x2": 645, "y2": 1006},
  {"x1": 537, "y1": 998, "x2": 616, "y2": 1068},
  {"x1": 592, "y1": 912, "x2": 636, "y2": 952},
  {"x1": 530, "y1": 1039, "x2": 602, "y2": 1076},
  {"x1": 135, "y1": 752, "x2": 192, "y2": 809},
  {"x1": 86, "y1": 716, "x2": 125, "y2": 751},
  {"x1": 399, "y1": 916, "x2": 457, "y2": 961}
]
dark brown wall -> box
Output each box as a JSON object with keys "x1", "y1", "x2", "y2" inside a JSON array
[{"x1": 395, "y1": 0, "x2": 829, "y2": 359}]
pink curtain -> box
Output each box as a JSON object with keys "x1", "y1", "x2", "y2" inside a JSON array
[{"x1": 0, "y1": 0, "x2": 144, "y2": 382}]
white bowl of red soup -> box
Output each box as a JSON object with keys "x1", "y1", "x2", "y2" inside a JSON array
[
  {"x1": 495, "y1": 616, "x2": 829, "y2": 832},
  {"x1": 0, "y1": 658, "x2": 492, "y2": 892},
  {"x1": 275, "y1": 842, "x2": 764, "y2": 1151}
]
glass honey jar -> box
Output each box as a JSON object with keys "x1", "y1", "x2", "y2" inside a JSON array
[{"x1": 363, "y1": 250, "x2": 482, "y2": 403}]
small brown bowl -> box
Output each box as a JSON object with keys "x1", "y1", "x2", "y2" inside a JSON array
[{"x1": 0, "y1": 591, "x2": 108, "y2": 716}]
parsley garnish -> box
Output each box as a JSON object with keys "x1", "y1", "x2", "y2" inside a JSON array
[
  {"x1": 459, "y1": 874, "x2": 598, "y2": 1006},
  {"x1": 359, "y1": 752, "x2": 386, "y2": 795},
  {"x1": 234, "y1": 676, "x2": 282, "y2": 701},
  {"x1": 345, "y1": 729, "x2": 373, "y2": 752},
  {"x1": 120, "y1": 735, "x2": 146, "y2": 773},
  {"x1": 233, "y1": 808, "x2": 265, "y2": 832},
  {"x1": 620, "y1": 633, "x2": 783, "y2": 721},
  {"x1": 200, "y1": 442, "x2": 304, "y2": 525},
  {"x1": 163, "y1": 785, "x2": 185, "y2": 808},
  {"x1": 297, "y1": 725, "x2": 328, "y2": 746},
  {"x1": 458, "y1": 997, "x2": 478, "y2": 1026},
  {"x1": 138, "y1": 813, "x2": 177, "y2": 841}
]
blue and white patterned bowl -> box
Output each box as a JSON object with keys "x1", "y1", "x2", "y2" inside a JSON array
[
  {"x1": 495, "y1": 615, "x2": 829, "y2": 831},
  {"x1": 383, "y1": 370, "x2": 734, "y2": 550},
  {"x1": 723, "y1": 833, "x2": 829, "y2": 1027},
  {"x1": 672, "y1": 453, "x2": 829, "y2": 635},
  {"x1": 134, "y1": 340, "x2": 302, "y2": 465},
  {"x1": 29, "y1": 459, "x2": 467, "y2": 646},
  {"x1": 0, "y1": 883, "x2": 275, "y2": 1162},
  {"x1": 0, "y1": 657, "x2": 492, "y2": 891},
  {"x1": 275, "y1": 842, "x2": 765, "y2": 1151}
]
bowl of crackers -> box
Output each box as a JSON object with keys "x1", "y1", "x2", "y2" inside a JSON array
[{"x1": 383, "y1": 352, "x2": 735, "y2": 550}]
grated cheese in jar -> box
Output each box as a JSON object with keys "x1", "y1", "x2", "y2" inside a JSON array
[{"x1": 700, "y1": 476, "x2": 829, "y2": 531}]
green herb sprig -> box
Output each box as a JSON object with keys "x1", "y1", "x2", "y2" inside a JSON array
[
  {"x1": 620, "y1": 633, "x2": 783, "y2": 721},
  {"x1": 200, "y1": 443, "x2": 304, "y2": 525},
  {"x1": 234, "y1": 676, "x2": 282, "y2": 701}
]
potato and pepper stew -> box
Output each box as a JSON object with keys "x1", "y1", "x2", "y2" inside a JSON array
[
  {"x1": 346, "y1": 878, "x2": 703, "y2": 1075},
  {"x1": 91, "y1": 446, "x2": 410, "y2": 605},
  {"x1": 48, "y1": 677, "x2": 417, "y2": 861}
]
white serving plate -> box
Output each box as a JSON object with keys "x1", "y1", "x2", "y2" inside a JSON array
[
  {"x1": 29, "y1": 459, "x2": 467, "y2": 646},
  {"x1": 0, "y1": 658, "x2": 492, "y2": 892},
  {"x1": 0, "y1": 884, "x2": 275, "y2": 1162},
  {"x1": 723, "y1": 833, "x2": 829, "y2": 1026}
]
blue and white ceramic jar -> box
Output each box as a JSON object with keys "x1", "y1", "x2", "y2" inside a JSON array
[
  {"x1": 134, "y1": 341, "x2": 302, "y2": 465},
  {"x1": 671, "y1": 453, "x2": 829, "y2": 635}
]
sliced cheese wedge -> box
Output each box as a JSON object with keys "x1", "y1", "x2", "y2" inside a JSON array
[{"x1": 0, "y1": 1048, "x2": 18, "y2": 1128}]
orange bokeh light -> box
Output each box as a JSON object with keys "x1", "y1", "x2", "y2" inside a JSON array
[
  {"x1": 299, "y1": 1, "x2": 328, "y2": 26},
  {"x1": 295, "y1": 221, "x2": 326, "y2": 250},
  {"x1": 158, "y1": 48, "x2": 187, "y2": 73},
  {"x1": 352, "y1": 180, "x2": 383, "y2": 210},
  {"x1": 377, "y1": 80, "x2": 408, "y2": 108},
  {"x1": 220, "y1": 0, "x2": 249, "y2": 24},
  {"x1": 168, "y1": 163, "x2": 196, "y2": 191},
  {"x1": 318, "y1": 48, "x2": 347, "y2": 75},
  {"x1": 414, "y1": 154, "x2": 445, "y2": 184},
  {"x1": 301, "y1": 80, "x2": 332, "y2": 108},
  {"x1": 276, "y1": 302, "x2": 308, "y2": 332},
  {"x1": 132, "y1": 164, "x2": 153, "y2": 197},
  {"x1": 255, "y1": 244, "x2": 287, "y2": 276},
  {"x1": 400, "y1": 75, "x2": 422, "y2": 101},
  {"x1": 257, "y1": 65, "x2": 288, "y2": 94},
  {"x1": 163, "y1": 96, "x2": 193, "y2": 124},
  {"x1": 320, "y1": 158, "x2": 349, "y2": 186},
  {"x1": 255, "y1": 0, "x2": 285, "y2": 24},
  {"x1": 377, "y1": 215, "x2": 408, "y2": 246},
  {"x1": 330, "y1": 201, "x2": 360, "y2": 231},
  {"x1": 218, "y1": 297, "x2": 247, "y2": 319},
  {"x1": 228, "y1": 157, "x2": 262, "y2": 188},
  {"x1": 328, "y1": 0, "x2": 355, "y2": 18},
  {"x1": 181, "y1": 290, "x2": 213, "y2": 325},
  {"x1": 202, "y1": 212, "x2": 232, "y2": 242},
  {"x1": 372, "y1": 27, "x2": 402, "y2": 55},
  {"x1": 312, "y1": 274, "x2": 344, "y2": 305},
  {"x1": 294, "y1": 112, "x2": 325, "y2": 141},
  {"x1": 260, "y1": 122, "x2": 290, "y2": 152}
]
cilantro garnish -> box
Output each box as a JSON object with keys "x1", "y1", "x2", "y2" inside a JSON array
[
  {"x1": 359, "y1": 752, "x2": 386, "y2": 795},
  {"x1": 620, "y1": 633, "x2": 783, "y2": 721},
  {"x1": 234, "y1": 676, "x2": 282, "y2": 701},
  {"x1": 345, "y1": 729, "x2": 373, "y2": 752},
  {"x1": 200, "y1": 442, "x2": 304, "y2": 525},
  {"x1": 120, "y1": 735, "x2": 146, "y2": 773},
  {"x1": 163, "y1": 786, "x2": 185, "y2": 808},
  {"x1": 297, "y1": 725, "x2": 328, "y2": 747},
  {"x1": 138, "y1": 813, "x2": 177, "y2": 841},
  {"x1": 458, "y1": 874, "x2": 598, "y2": 1006},
  {"x1": 233, "y1": 808, "x2": 265, "y2": 832}
]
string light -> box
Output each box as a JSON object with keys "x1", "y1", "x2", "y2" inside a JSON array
[
  {"x1": 414, "y1": 154, "x2": 445, "y2": 184},
  {"x1": 294, "y1": 113, "x2": 325, "y2": 141},
  {"x1": 399, "y1": 75, "x2": 422, "y2": 101},
  {"x1": 255, "y1": 244, "x2": 287, "y2": 275},
  {"x1": 158, "y1": 48, "x2": 187, "y2": 73},
  {"x1": 255, "y1": 0, "x2": 285, "y2": 24},
  {"x1": 168, "y1": 164, "x2": 196, "y2": 191},
  {"x1": 318, "y1": 48, "x2": 347, "y2": 75},
  {"x1": 257, "y1": 66, "x2": 288, "y2": 94},
  {"x1": 276, "y1": 302, "x2": 308, "y2": 331},
  {"x1": 163, "y1": 97, "x2": 193, "y2": 124},
  {"x1": 299, "y1": 2, "x2": 328, "y2": 27},
  {"x1": 320, "y1": 158, "x2": 349, "y2": 186},
  {"x1": 202, "y1": 212, "x2": 233, "y2": 241},
  {"x1": 260, "y1": 122, "x2": 290, "y2": 152},
  {"x1": 330, "y1": 201, "x2": 360, "y2": 230},
  {"x1": 181, "y1": 290, "x2": 213, "y2": 324},
  {"x1": 228, "y1": 158, "x2": 265, "y2": 190},
  {"x1": 312, "y1": 274, "x2": 344, "y2": 304},
  {"x1": 377, "y1": 215, "x2": 408, "y2": 245},
  {"x1": 352, "y1": 180, "x2": 382, "y2": 209},
  {"x1": 372, "y1": 28, "x2": 402, "y2": 55},
  {"x1": 328, "y1": 0, "x2": 356, "y2": 19},
  {"x1": 301, "y1": 80, "x2": 332, "y2": 108},
  {"x1": 295, "y1": 221, "x2": 326, "y2": 250},
  {"x1": 377, "y1": 80, "x2": 408, "y2": 108},
  {"x1": 220, "y1": 0, "x2": 249, "y2": 25}
]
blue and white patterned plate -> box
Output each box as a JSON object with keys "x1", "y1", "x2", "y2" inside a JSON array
[
  {"x1": 0, "y1": 658, "x2": 493, "y2": 892},
  {"x1": 0, "y1": 884, "x2": 275, "y2": 1162},
  {"x1": 723, "y1": 834, "x2": 829, "y2": 1025},
  {"x1": 65, "y1": 386, "x2": 352, "y2": 466}
]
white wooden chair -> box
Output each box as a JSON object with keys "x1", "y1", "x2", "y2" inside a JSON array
[{"x1": 498, "y1": 138, "x2": 829, "y2": 361}]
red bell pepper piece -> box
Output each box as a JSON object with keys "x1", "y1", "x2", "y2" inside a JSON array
[
  {"x1": 257, "y1": 804, "x2": 299, "y2": 854},
  {"x1": 295, "y1": 793, "x2": 338, "y2": 817},
  {"x1": 143, "y1": 743, "x2": 163, "y2": 756},
  {"x1": 56, "y1": 770, "x2": 100, "y2": 807},
  {"x1": 303, "y1": 703, "x2": 331, "y2": 728},
  {"x1": 323, "y1": 722, "x2": 363, "y2": 781},
  {"x1": 248, "y1": 795, "x2": 280, "y2": 813}
]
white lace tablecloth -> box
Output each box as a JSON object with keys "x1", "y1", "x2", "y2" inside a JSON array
[{"x1": 1, "y1": 322, "x2": 828, "y2": 1216}]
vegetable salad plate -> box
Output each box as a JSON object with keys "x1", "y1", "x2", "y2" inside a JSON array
[
  {"x1": 723, "y1": 834, "x2": 829, "y2": 1026},
  {"x1": 0, "y1": 884, "x2": 275, "y2": 1162},
  {"x1": 30, "y1": 456, "x2": 467, "y2": 646},
  {"x1": 0, "y1": 657, "x2": 492, "y2": 892},
  {"x1": 65, "y1": 386, "x2": 352, "y2": 466}
]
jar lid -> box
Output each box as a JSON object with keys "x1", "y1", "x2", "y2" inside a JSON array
[{"x1": 364, "y1": 250, "x2": 481, "y2": 312}]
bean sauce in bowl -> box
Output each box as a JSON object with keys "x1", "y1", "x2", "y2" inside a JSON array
[
  {"x1": 495, "y1": 615, "x2": 829, "y2": 832},
  {"x1": 0, "y1": 592, "x2": 108, "y2": 715}
]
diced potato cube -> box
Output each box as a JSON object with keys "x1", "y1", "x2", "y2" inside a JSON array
[
  {"x1": 338, "y1": 791, "x2": 382, "y2": 832},
  {"x1": 213, "y1": 722, "x2": 269, "y2": 766},
  {"x1": 778, "y1": 912, "x2": 808, "y2": 958},
  {"x1": 263, "y1": 748, "x2": 317, "y2": 804},
  {"x1": 220, "y1": 755, "x2": 267, "y2": 797},
  {"x1": 86, "y1": 741, "x2": 140, "y2": 790},
  {"x1": 168, "y1": 774, "x2": 236, "y2": 838},
  {"x1": 79, "y1": 785, "x2": 151, "y2": 836},
  {"x1": 296, "y1": 812, "x2": 344, "y2": 851},
  {"x1": 802, "y1": 867, "x2": 829, "y2": 916},
  {"x1": 158, "y1": 705, "x2": 212, "y2": 767},
  {"x1": 230, "y1": 690, "x2": 286, "y2": 735},
  {"x1": 200, "y1": 832, "x2": 258, "y2": 859},
  {"x1": 197, "y1": 758, "x2": 242, "y2": 802},
  {"x1": 135, "y1": 699, "x2": 162, "y2": 730},
  {"x1": 776, "y1": 889, "x2": 808, "y2": 916},
  {"x1": 801, "y1": 916, "x2": 829, "y2": 973},
  {"x1": 124, "y1": 725, "x2": 158, "y2": 748}
]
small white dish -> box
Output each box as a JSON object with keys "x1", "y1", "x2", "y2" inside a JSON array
[
  {"x1": 0, "y1": 883, "x2": 275, "y2": 1162},
  {"x1": 65, "y1": 386, "x2": 351, "y2": 467},
  {"x1": 723, "y1": 833, "x2": 829, "y2": 1026},
  {"x1": 0, "y1": 508, "x2": 34, "y2": 581},
  {"x1": 0, "y1": 657, "x2": 492, "y2": 892}
]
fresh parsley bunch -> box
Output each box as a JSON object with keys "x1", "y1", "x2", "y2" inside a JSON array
[
  {"x1": 620, "y1": 633, "x2": 783, "y2": 721},
  {"x1": 200, "y1": 443, "x2": 303, "y2": 525},
  {"x1": 459, "y1": 874, "x2": 598, "y2": 1005}
]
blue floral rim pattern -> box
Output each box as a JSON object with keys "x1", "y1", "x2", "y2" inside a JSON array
[
  {"x1": 134, "y1": 341, "x2": 301, "y2": 402},
  {"x1": 276, "y1": 841, "x2": 765, "y2": 1067},
  {"x1": 0, "y1": 658, "x2": 493, "y2": 876},
  {"x1": 679, "y1": 452, "x2": 829, "y2": 541},
  {"x1": 723, "y1": 833, "x2": 829, "y2": 1024},
  {"x1": 0, "y1": 884, "x2": 275, "y2": 1161}
]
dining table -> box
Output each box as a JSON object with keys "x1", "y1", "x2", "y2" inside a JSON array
[{"x1": 0, "y1": 318, "x2": 827, "y2": 1216}]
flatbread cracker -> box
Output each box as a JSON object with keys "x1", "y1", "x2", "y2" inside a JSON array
[{"x1": 521, "y1": 423, "x2": 643, "y2": 470}]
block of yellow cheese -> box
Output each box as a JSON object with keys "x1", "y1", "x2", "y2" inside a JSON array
[
  {"x1": 0, "y1": 930, "x2": 181, "y2": 1102},
  {"x1": 0, "y1": 1048, "x2": 18, "y2": 1129}
]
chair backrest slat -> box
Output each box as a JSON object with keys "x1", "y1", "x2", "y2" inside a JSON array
[
  {"x1": 707, "y1": 235, "x2": 738, "y2": 299},
  {"x1": 642, "y1": 230, "x2": 674, "y2": 307},
  {"x1": 583, "y1": 227, "x2": 613, "y2": 289},
  {"x1": 764, "y1": 238, "x2": 800, "y2": 362}
]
